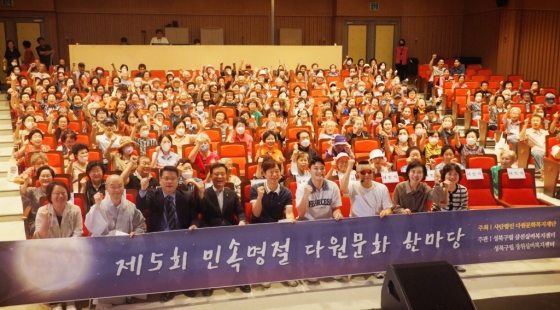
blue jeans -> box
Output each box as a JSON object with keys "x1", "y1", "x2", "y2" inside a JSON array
[{"x1": 532, "y1": 150, "x2": 544, "y2": 171}]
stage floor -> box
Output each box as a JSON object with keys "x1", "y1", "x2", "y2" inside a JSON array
[{"x1": 4, "y1": 258, "x2": 559, "y2": 310}]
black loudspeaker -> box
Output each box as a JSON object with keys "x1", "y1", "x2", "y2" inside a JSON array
[
  {"x1": 496, "y1": 0, "x2": 509, "y2": 7},
  {"x1": 381, "y1": 261, "x2": 476, "y2": 310}
]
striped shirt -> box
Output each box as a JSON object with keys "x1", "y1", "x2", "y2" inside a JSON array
[{"x1": 433, "y1": 184, "x2": 468, "y2": 211}]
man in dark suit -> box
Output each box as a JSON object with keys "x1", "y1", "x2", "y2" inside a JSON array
[
  {"x1": 136, "y1": 165, "x2": 203, "y2": 302},
  {"x1": 200, "y1": 162, "x2": 250, "y2": 296}
]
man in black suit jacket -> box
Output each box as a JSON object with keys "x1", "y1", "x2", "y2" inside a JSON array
[
  {"x1": 136, "y1": 166, "x2": 203, "y2": 302},
  {"x1": 199, "y1": 162, "x2": 250, "y2": 295}
]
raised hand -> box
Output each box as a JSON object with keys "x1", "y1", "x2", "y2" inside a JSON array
[{"x1": 140, "y1": 177, "x2": 149, "y2": 191}]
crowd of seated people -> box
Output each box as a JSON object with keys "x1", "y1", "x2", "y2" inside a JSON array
[{"x1": 5, "y1": 42, "x2": 560, "y2": 308}]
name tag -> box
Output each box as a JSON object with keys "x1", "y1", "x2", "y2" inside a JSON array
[
  {"x1": 507, "y1": 168, "x2": 526, "y2": 179},
  {"x1": 250, "y1": 179, "x2": 266, "y2": 187},
  {"x1": 465, "y1": 168, "x2": 483, "y2": 180},
  {"x1": 381, "y1": 172, "x2": 399, "y2": 183},
  {"x1": 425, "y1": 170, "x2": 435, "y2": 181}
]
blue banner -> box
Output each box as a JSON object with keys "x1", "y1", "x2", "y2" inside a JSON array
[{"x1": 0, "y1": 207, "x2": 559, "y2": 306}]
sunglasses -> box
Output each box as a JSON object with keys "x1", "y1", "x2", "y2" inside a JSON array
[{"x1": 359, "y1": 169, "x2": 373, "y2": 175}]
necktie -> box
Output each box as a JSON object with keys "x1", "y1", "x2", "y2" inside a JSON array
[{"x1": 165, "y1": 195, "x2": 177, "y2": 230}]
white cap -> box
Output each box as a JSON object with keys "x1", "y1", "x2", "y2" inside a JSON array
[{"x1": 369, "y1": 149, "x2": 386, "y2": 161}]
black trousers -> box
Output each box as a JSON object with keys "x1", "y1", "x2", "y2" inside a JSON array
[{"x1": 395, "y1": 63, "x2": 407, "y2": 80}]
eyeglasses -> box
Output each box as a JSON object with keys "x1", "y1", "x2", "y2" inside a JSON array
[
  {"x1": 52, "y1": 192, "x2": 67, "y2": 196},
  {"x1": 359, "y1": 170, "x2": 373, "y2": 175}
]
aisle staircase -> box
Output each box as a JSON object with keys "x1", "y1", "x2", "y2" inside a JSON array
[{"x1": 0, "y1": 94, "x2": 26, "y2": 241}]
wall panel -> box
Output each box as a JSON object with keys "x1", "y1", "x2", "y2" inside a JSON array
[
  {"x1": 516, "y1": 10, "x2": 560, "y2": 89},
  {"x1": 462, "y1": 10, "x2": 500, "y2": 73},
  {"x1": 495, "y1": 10, "x2": 520, "y2": 75},
  {"x1": 275, "y1": 17, "x2": 333, "y2": 45},
  {"x1": 55, "y1": 13, "x2": 269, "y2": 62},
  {"x1": 54, "y1": 0, "x2": 269, "y2": 16},
  {"x1": 401, "y1": 15, "x2": 463, "y2": 64}
]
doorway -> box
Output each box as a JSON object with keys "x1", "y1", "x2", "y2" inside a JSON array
[
  {"x1": 0, "y1": 17, "x2": 44, "y2": 82},
  {"x1": 344, "y1": 20, "x2": 399, "y2": 69}
]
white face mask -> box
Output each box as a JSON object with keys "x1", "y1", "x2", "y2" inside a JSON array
[
  {"x1": 378, "y1": 86, "x2": 385, "y2": 92},
  {"x1": 78, "y1": 155, "x2": 89, "y2": 163},
  {"x1": 358, "y1": 86, "x2": 365, "y2": 92},
  {"x1": 161, "y1": 143, "x2": 171, "y2": 152},
  {"x1": 24, "y1": 121, "x2": 34, "y2": 129},
  {"x1": 330, "y1": 68, "x2": 336, "y2": 73},
  {"x1": 429, "y1": 137, "x2": 439, "y2": 145},
  {"x1": 175, "y1": 128, "x2": 185, "y2": 136},
  {"x1": 346, "y1": 60, "x2": 352, "y2": 65},
  {"x1": 134, "y1": 82, "x2": 141, "y2": 87},
  {"x1": 197, "y1": 106, "x2": 204, "y2": 112},
  {"x1": 415, "y1": 128, "x2": 423, "y2": 136},
  {"x1": 504, "y1": 95, "x2": 511, "y2": 101},
  {"x1": 14, "y1": 70, "x2": 20, "y2": 75},
  {"x1": 300, "y1": 139, "x2": 310, "y2": 147},
  {"x1": 466, "y1": 137, "x2": 477, "y2": 146},
  {"x1": 11, "y1": 62, "x2": 17, "y2": 66},
  {"x1": 182, "y1": 171, "x2": 193, "y2": 180},
  {"x1": 97, "y1": 70, "x2": 103, "y2": 75},
  {"x1": 536, "y1": 113, "x2": 544, "y2": 117},
  {"x1": 236, "y1": 126, "x2": 245, "y2": 135},
  {"x1": 123, "y1": 146, "x2": 134, "y2": 155},
  {"x1": 140, "y1": 130, "x2": 149, "y2": 138},
  {"x1": 443, "y1": 121, "x2": 452, "y2": 128},
  {"x1": 185, "y1": 122, "x2": 191, "y2": 127},
  {"x1": 273, "y1": 105, "x2": 280, "y2": 111},
  {"x1": 199, "y1": 144, "x2": 210, "y2": 152},
  {"x1": 475, "y1": 96, "x2": 482, "y2": 102},
  {"x1": 380, "y1": 65, "x2": 386, "y2": 70},
  {"x1": 398, "y1": 135, "x2": 409, "y2": 143}
]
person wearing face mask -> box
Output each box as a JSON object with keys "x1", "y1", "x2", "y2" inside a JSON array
[
  {"x1": 467, "y1": 90, "x2": 484, "y2": 128},
  {"x1": 288, "y1": 130, "x2": 319, "y2": 160},
  {"x1": 226, "y1": 117, "x2": 254, "y2": 158},
  {"x1": 326, "y1": 64, "x2": 339, "y2": 77},
  {"x1": 388, "y1": 128, "x2": 413, "y2": 157},
  {"x1": 454, "y1": 128, "x2": 485, "y2": 167},
  {"x1": 172, "y1": 120, "x2": 199, "y2": 157},
  {"x1": 421, "y1": 130, "x2": 442, "y2": 160},
  {"x1": 343, "y1": 55, "x2": 354, "y2": 70},
  {"x1": 188, "y1": 132, "x2": 220, "y2": 179},
  {"x1": 394, "y1": 39, "x2": 408, "y2": 80},
  {"x1": 353, "y1": 81, "x2": 367, "y2": 97},
  {"x1": 151, "y1": 133, "x2": 179, "y2": 169},
  {"x1": 176, "y1": 159, "x2": 203, "y2": 189},
  {"x1": 130, "y1": 122, "x2": 158, "y2": 156},
  {"x1": 104, "y1": 136, "x2": 136, "y2": 172}
]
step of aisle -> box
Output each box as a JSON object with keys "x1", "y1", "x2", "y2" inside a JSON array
[
  {"x1": 0, "y1": 195, "x2": 24, "y2": 222},
  {"x1": 0, "y1": 176, "x2": 22, "y2": 197}
]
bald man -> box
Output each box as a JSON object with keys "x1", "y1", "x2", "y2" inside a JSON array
[
  {"x1": 85, "y1": 175, "x2": 146, "y2": 307},
  {"x1": 85, "y1": 174, "x2": 145, "y2": 237}
]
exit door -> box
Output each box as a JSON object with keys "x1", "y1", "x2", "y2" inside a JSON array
[{"x1": 344, "y1": 20, "x2": 399, "y2": 68}]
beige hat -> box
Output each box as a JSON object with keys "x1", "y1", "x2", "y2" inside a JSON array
[{"x1": 118, "y1": 136, "x2": 137, "y2": 149}]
